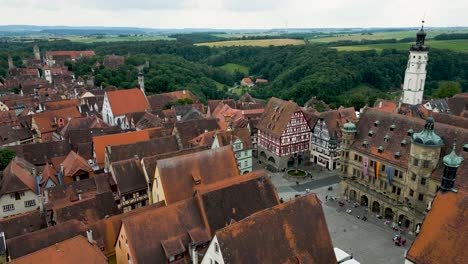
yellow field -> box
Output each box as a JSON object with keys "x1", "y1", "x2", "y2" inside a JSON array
[{"x1": 196, "y1": 39, "x2": 305, "y2": 47}]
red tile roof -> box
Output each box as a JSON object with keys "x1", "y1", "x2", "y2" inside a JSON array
[
  {"x1": 147, "y1": 90, "x2": 200, "y2": 111},
  {"x1": 46, "y1": 50, "x2": 95, "y2": 59},
  {"x1": 9, "y1": 235, "x2": 107, "y2": 264},
  {"x1": 106, "y1": 88, "x2": 150, "y2": 116},
  {"x1": 0, "y1": 157, "x2": 37, "y2": 196},
  {"x1": 257, "y1": 97, "x2": 301, "y2": 137},
  {"x1": 156, "y1": 146, "x2": 240, "y2": 204},
  {"x1": 61, "y1": 151, "x2": 93, "y2": 178},
  {"x1": 406, "y1": 189, "x2": 468, "y2": 264},
  {"x1": 92, "y1": 128, "x2": 159, "y2": 167},
  {"x1": 32, "y1": 107, "x2": 82, "y2": 134},
  {"x1": 215, "y1": 194, "x2": 337, "y2": 264}
]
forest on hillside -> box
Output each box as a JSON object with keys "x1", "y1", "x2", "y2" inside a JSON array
[{"x1": 1, "y1": 39, "x2": 467, "y2": 107}]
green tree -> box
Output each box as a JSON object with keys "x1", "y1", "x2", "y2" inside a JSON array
[
  {"x1": 432, "y1": 81, "x2": 462, "y2": 99},
  {"x1": 0, "y1": 149, "x2": 15, "y2": 171}
]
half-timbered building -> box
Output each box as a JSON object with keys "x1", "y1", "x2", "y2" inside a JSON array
[{"x1": 257, "y1": 98, "x2": 311, "y2": 170}]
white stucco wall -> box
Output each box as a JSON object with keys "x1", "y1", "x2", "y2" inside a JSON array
[
  {"x1": 201, "y1": 236, "x2": 225, "y2": 264},
  {"x1": 0, "y1": 190, "x2": 39, "y2": 218}
]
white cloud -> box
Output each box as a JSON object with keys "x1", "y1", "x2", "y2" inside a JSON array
[{"x1": 0, "y1": 0, "x2": 466, "y2": 28}]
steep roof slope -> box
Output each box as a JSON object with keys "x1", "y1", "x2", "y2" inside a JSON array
[
  {"x1": 106, "y1": 88, "x2": 150, "y2": 116},
  {"x1": 257, "y1": 97, "x2": 300, "y2": 137},
  {"x1": 216, "y1": 194, "x2": 337, "y2": 264}
]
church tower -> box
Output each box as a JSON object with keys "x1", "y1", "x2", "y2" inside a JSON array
[
  {"x1": 401, "y1": 21, "x2": 429, "y2": 105},
  {"x1": 33, "y1": 45, "x2": 40, "y2": 60}
]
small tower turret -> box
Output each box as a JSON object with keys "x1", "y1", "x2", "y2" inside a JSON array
[
  {"x1": 7, "y1": 53, "x2": 14, "y2": 70},
  {"x1": 401, "y1": 21, "x2": 429, "y2": 105},
  {"x1": 440, "y1": 143, "x2": 464, "y2": 192},
  {"x1": 33, "y1": 45, "x2": 41, "y2": 60},
  {"x1": 138, "y1": 71, "x2": 145, "y2": 95}
]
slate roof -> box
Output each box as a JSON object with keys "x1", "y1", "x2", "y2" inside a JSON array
[
  {"x1": 105, "y1": 88, "x2": 150, "y2": 116},
  {"x1": 0, "y1": 210, "x2": 46, "y2": 239},
  {"x1": 215, "y1": 194, "x2": 337, "y2": 264},
  {"x1": 173, "y1": 118, "x2": 220, "y2": 148},
  {"x1": 121, "y1": 198, "x2": 207, "y2": 264},
  {"x1": 9, "y1": 235, "x2": 107, "y2": 264},
  {"x1": 7, "y1": 140, "x2": 70, "y2": 165},
  {"x1": 156, "y1": 146, "x2": 240, "y2": 204},
  {"x1": 198, "y1": 170, "x2": 279, "y2": 234},
  {"x1": 110, "y1": 158, "x2": 147, "y2": 195},
  {"x1": 147, "y1": 90, "x2": 199, "y2": 111},
  {"x1": 257, "y1": 97, "x2": 301, "y2": 137},
  {"x1": 6, "y1": 219, "x2": 88, "y2": 259},
  {"x1": 107, "y1": 135, "x2": 180, "y2": 164},
  {"x1": 406, "y1": 188, "x2": 468, "y2": 264},
  {"x1": 49, "y1": 192, "x2": 119, "y2": 224}
]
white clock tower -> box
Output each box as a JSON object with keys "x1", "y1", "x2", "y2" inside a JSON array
[{"x1": 401, "y1": 22, "x2": 429, "y2": 105}]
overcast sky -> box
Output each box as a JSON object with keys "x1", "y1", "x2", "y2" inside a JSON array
[{"x1": 0, "y1": 0, "x2": 466, "y2": 29}]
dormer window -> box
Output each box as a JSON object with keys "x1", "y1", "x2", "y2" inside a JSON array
[
  {"x1": 368, "y1": 130, "x2": 374, "y2": 137},
  {"x1": 374, "y1": 120, "x2": 380, "y2": 127},
  {"x1": 464, "y1": 144, "x2": 468, "y2": 152},
  {"x1": 395, "y1": 152, "x2": 401, "y2": 159},
  {"x1": 378, "y1": 146, "x2": 384, "y2": 153},
  {"x1": 401, "y1": 139, "x2": 407, "y2": 146},
  {"x1": 390, "y1": 124, "x2": 396, "y2": 131},
  {"x1": 408, "y1": 129, "x2": 414, "y2": 136},
  {"x1": 362, "y1": 140, "x2": 369, "y2": 147},
  {"x1": 384, "y1": 135, "x2": 390, "y2": 142}
]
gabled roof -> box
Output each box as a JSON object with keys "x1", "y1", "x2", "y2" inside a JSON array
[
  {"x1": 60, "y1": 116, "x2": 109, "y2": 137},
  {"x1": 40, "y1": 163, "x2": 57, "y2": 185},
  {"x1": 121, "y1": 198, "x2": 207, "y2": 263},
  {"x1": 406, "y1": 189, "x2": 468, "y2": 264},
  {"x1": 257, "y1": 97, "x2": 301, "y2": 137},
  {"x1": 156, "y1": 146, "x2": 240, "y2": 204},
  {"x1": 9, "y1": 235, "x2": 107, "y2": 264},
  {"x1": 147, "y1": 90, "x2": 199, "y2": 111},
  {"x1": 316, "y1": 107, "x2": 357, "y2": 139},
  {"x1": 7, "y1": 140, "x2": 71, "y2": 165},
  {"x1": 215, "y1": 194, "x2": 337, "y2": 264},
  {"x1": 110, "y1": 158, "x2": 147, "y2": 195},
  {"x1": 208, "y1": 99, "x2": 236, "y2": 114},
  {"x1": 61, "y1": 151, "x2": 93, "y2": 178},
  {"x1": 92, "y1": 128, "x2": 158, "y2": 167},
  {"x1": 32, "y1": 107, "x2": 82, "y2": 134},
  {"x1": 0, "y1": 210, "x2": 46, "y2": 239},
  {"x1": 6, "y1": 220, "x2": 88, "y2": 259},
  {"x1": 107, "y1": 135, "x2": 180, "y2": 164},
  {"x1": 174, "y1": 118, "x2": 220, "y2": 148},
  {"x1": 0, "y1": 157, "x2": 36, "y2": 196},
  {"x1": 198, "y1": 170, "x2": 279, "y2": 234},
  {"x1": 49, "y1": 192, "x2": 119, "y2": 225},
  {"x1": 135, "y1": 112, "x2": 164, "y2": 130},
  {"x1": 43, "y1": 99, "x2": 80, "y2": 111},
  {"x1": 105, "y1": 88, "x2": 150, "y2": 116},
  {"x1": 189, "y1": 130, "x2": 217, "y2": 148}
]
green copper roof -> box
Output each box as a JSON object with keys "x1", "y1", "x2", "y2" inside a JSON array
[
  {"x1": 443, "y1": 144, "x2": 464, "y2": 167},
  {"x1": 343, "y1": 121, "x2": 357, "y2": 132},
  {"x1": 412, "y1": 117, "x2": 443, "y2": 147}
]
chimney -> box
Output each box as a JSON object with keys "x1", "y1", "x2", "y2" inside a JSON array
[
  {"x1": 86, "y1": 230, "x2": 93, "y2": 244},
  {"x1": 7, "y1": 53, "x2": 14, "y2": 70},
  {"x1": 440, "y1": 143, "x2": 464, "y2": 193}
]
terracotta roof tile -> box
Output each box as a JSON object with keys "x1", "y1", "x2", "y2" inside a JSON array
[
  {"x1": 110, "y1": 158, "x2": 147, "y2": 195},
  {"x1": 121, "y1": 198, "x2": 206, "y2": 263},
  {"x1": 174, "y1": 118, "x2": 220, "y2": 148},
  {"x1": 257, "y1": 97, "x2": 302, "y2": 137},
  {"x1": 32, "y1": 107, "x2": 82, "y2": 134},
  {"x1": 43, "y1": 99, "x2": 80, "y2": 111},
  {"x1": 106, "y1": 88, "x2": 150, "y2": 116},
  {"x1": 9, "y1": 235, "x2": 107, "y2": 264},
  {"x1": 406, "y1": 189, "x2": 468, "y2": 264},
  {"x1": 0, "y1": 157, "x2": 37, "y2": 196},
  {"x1": 7, "y1": 140, "x2": 71, "y2": 166},
  {"x1": 92, "y1": 128, "x2": 159, "y2": 167},
  {"x1": 46, "y1": 50, "x2": 95, "y2": 59},
  {"x1": 207, "y1": 99, "x2": 236, "y2": 115},
  {"x1": 0, "y1": 210, "x2": 46, "y2": 239},
  {"x1": 61, "y1": 151, "x2": 93, "y2": 178},
  {"x1": 215, "y1": 194, "x2": 337, "y2": 264},
  {"x1": 156, "y1": 146, "x2": 240, "y2": 204},
  {"x1": 147, "y1": 90, "x2": 199, "y2": 111}
]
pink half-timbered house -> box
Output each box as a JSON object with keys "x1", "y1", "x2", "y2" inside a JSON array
[{"x1": 257, "y1": 98, "x2": 311, "y2": 170}]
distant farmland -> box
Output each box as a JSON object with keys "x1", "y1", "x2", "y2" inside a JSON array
[
  {"x1": 196, "y1": 39, "x2": 305, "y2": 47},
  {"x1": 333, "y1": 39, "x2": 468, "y2": 53},
  {"x1": 66, "y1": 35, "x2": 175, "y2": 43}
]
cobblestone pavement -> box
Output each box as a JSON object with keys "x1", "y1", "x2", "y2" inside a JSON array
[{"x1": 255, "y1": 158, "x2": 412, "y2": 264}]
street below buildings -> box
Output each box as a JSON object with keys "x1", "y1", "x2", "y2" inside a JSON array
[{"x1": 258, "y1": 158, "x2": 413, "y2": 264}]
